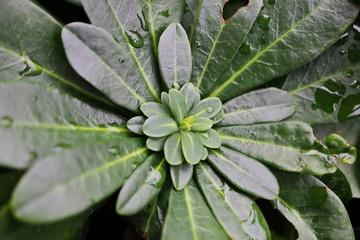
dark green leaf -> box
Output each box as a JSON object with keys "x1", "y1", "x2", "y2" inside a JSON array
[
  {"x1": 272, "y1": 170, "x2": 355, "y2": 240},
  {"x1": 0, "y1": 206, "x2": 87, "y2": 240},
  {"x1": 146, "y1": 137, "x2": 167, "y2": 151},
  {"x1": 0, "y1": 81, "x2": 130, "y2": 169},
  {"x1": 188, "y1": 97, "x2": 222, "y2": 118},
  {"x1": 65, "y1": 0, "x2": 82, "y2": 6},
  {"x1": 181, "y1": 131, "x2": 203, "y2": 164},
  {"x1": 162, "y1": 180, "x2": 228, "y2": 240},
  {"x1": 283, "y1": 25, "x2": 360, "y2": 124},
  {"x1": 117, "y1": 154, "x2": 167, "y2": 215},
  {"x1": 143, "y1": 116, "x2": 178, "y2": 137},
  {"x1": 220, "y1": 88, "x2": 298, "y2": 126},
  {"x1": 199, "y1": 129, "x2": 221, "y2": 148},
  {"x1": 140, "y1": 102, "x2": 172, "y2": 117},
  {"x1": 190, "y1": 0, "x2": 262, "y2": 91},
  {"x1": 208, "y1": 147, "x2": 279, "y2": 200},
  {"x1": 170, "y1": 162, "x2": 193, "y2": 190},
  {"x1": 191, "y1": 117, "x2": 213, "y2": 132},
  {"x1": 164, "y1": 132, "x2": 184, "y2": 165},
  {"x1": 169, "y1": 89, "x2": 187, "y2": 124},
  {"x1": 159, "y1": 23, "x2": 192, "y2": 89},
  {"x1": 0, "y1": 172, "x2": 22, "y2": 207},
  {"x1": 196, "y1": 163, "x2": 271, "y2": 240},
  {"x1": 218, "y1": 122, "x2": 338, "y2": 175},
  {"x1": 208, "y1": 0, "x2": 359, "y2": 101},
  {"x1": 127, "y1": 116, "x2": 146, "y2": 135},
  {"x1": 12, "y1": 139, "x2": 149, "y2": 223}
]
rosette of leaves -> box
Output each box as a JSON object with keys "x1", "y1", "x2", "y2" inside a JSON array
[{"x1": 0, "y1": 0, "x2": 359, "y2": 240}]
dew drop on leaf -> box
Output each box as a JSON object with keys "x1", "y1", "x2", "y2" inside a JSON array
[
  {"x1": 126, "y1": 30, "x2": 144, "y2": 48},
  {"x1": 339, "y1": 50, "x2": 346, "y2": 55},
  {"x1": 240, "y1": 42, "x2": 251, "y2": 55},
  {"x1": 343, "y1": 69, "x2": 353, "y2": 78},
  {"x1": 194, "y1": 40, "x2": 202, "y2": 48},
  {"x1": 206, "y1": 107, "x2": 213, "y2": 113},
  {"x1": 0, "y1": 116, "x2": 14, "y2": 128}
]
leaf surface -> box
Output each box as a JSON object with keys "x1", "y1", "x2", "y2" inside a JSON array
[
  {"x1": 143, "y1": 116, "x2": 178, "y2": 137},
  {"x1": 208, "y1": 0, "x2": 359, "y2": 101},
  {"x1": 170, "y1": 162, "x2": 193, "y2": 190},
  {"x1": 181, "y1": 131, "x2": 203, "y2": 164},
  {"x1": 165, "y1": 133, "x2": 185, "y2": 165},
  {"x1": 162, "y1": 180, "x2": 228, "y2": 240}
]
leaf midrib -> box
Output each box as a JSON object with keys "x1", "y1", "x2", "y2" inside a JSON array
[{"x1": 184, "y1": 187, "x2": 198, "y2": 240}]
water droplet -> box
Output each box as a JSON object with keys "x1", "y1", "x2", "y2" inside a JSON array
[
  {"x1": 343, "y1": 69, "x2": 353, "y2": 78},
  {"x1": 348, "y1": 44, "x2": 360, "y2": 63},
  {"x1": 172, "y1": 82, "x2": 180, "y2": 89},
  {"x1": 118, "y1": 58, "x2": 125, "y2": 64},
  {"x1": 18, "y1": 56, "x2": 43, "y2": 77},
  {"x1": 308, "y1": 186, "x2": 328, "y2": 208},
  {"x1": 339, "y1": 50, "x2": 346, "y2": 55},
  {"x1": 0, "y1": 116, "x2": 14, "y2": 128},
  {"x1": 334, "y1": 33, "x2": 348, "y2": 46},
  {"x1": 160, "y1": 9, "x2": 170, "y2": 17},
  {"x1": 257, "y1": 15, "x2": 271, "y2": 31},
  {"x1": 137, "y1": 11, "x2": 149, "y2": 31},
  {"x1": 126, "y1": 30, "x2": 144, "y2": 48},
  {"x1": 311, "y1": 79, "x2": 346, "y2": 113},
  {"x1": 268, "y1": 0, "x2": 275, "y2": 5},
  {"x1": 194, "y1": 41, "x2": 201, "y2": 48},
  {"x1": 259, "y1": 34, "x2": 267, "y2": 44},
  {"x1": 350, "y1": 80, "x2": 360, "y2": 89},
  {"x1": 32, "y1": 96, "x2": 38, "y2": 102},
  {"x1": 240, "y1": 42, "x2": 251, "y2": 55},
  {"x1": 206, "y1": 107, "x2": 213, "y2": 113}
]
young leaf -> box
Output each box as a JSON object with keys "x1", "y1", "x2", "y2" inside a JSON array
[
  {"x1": 196, "y1": 163, "x2": 271, "y2": 240},
  {"x1": 208, "y1": 147, "x2": 279, "y2": 200},
  {"x1": 191, "y1": 117, "x2": 213, "y2": 132},
  {"x1": 208, "y1": 0, "x2": 359, "y2": 101},
  {"x1": 12, "y1": 139, "x2": 149, "y2": 223},
  {"x1": 127, "y1": 116, "x2": 146, "y2": 135},
  {"x1": 180, "y1": 82, "x2": 197, "y2": 112},
  {"x1": 162, "y1": 180, "x2": 228, "y2": 240},
  {"x1": 272, "y1": 170, "x2": 355, "y2": 240},
  {"x1": 170, "y1": 162, "x2": 193, "y2": 190},
  {"x1": 117, "y1": 154, "x2": 167, "y2": 215},
  {"x1": 188, "y1": 97, "x2": 222, "y2": 118},
  {"x1": 199, "y1": 129, "x2": 221, "y2": 149},
  {"x1": 140, "y1": 102, "x2": 172, "y2": 117},
  {"x1": 164, "y1": 132, "x2": 185, "y2": 165},
  {"x1": 220, "y1": 88, "x2": 298, "y2": 126},
  {"x1": 143, "y1": 116, "x2": 178, "y2": 138},
  {"x1": 218, "y1": 122, "x2": 339, "y2": 175},
  {"x1": 181, "y1": 131, "x2": 203, "y2": 164},
  {"x1": 211, "y1": 109, "x2": 225, "y2": 125},
  {"x1": 161, "y1": 92, "x2": 170, "y2": 107},
  {"x1": 283, "y1": 26, "x2": 360, "y2": 124},
  {"x1": 169, "y1": 89, "x2": 187, "y2": 124},
  {"x1": 159, "y1": 23, "x2": 192, "y2": 90},
  {"x1": 146, "y1": 137, "x2": 167, "y2": 152}
]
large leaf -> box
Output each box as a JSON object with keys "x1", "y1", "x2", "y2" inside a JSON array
[
  {"x1": 217, "y1": 122, "x2": 338, "y2": 175},
  {"x1": 12, "y1": 139, "x2": 149, "y2": 223},
  {"x1": 190, "y1": 0, "x2": 262, "y2": 91},
  {"x1": 0, "y1": 172, "x2": 22, "y2": 207},
  {"x1": 0, "y1": 0, "x2": 116, "y2": 110},
  {"x1": 283, "y1": 25, "x2": 360, "y2": 124},
  {"x1": 207, "y1": 147, "x2": 279, "y2": 200},
  {"x1": 0, "y1": 206, "x2": 87, "y2": 240},
  {"x1": 162, "y1": 180, "x2": 228, "y2": 240},
  {"x1": 196, "y1": 163, "x2": 271, "y2": 240},
  {"x1": 272, "y1": 170, "x2": 355, "y2": 240},
  {"x1": 0, "y1": 81, "x2": 130, "y2": 169},
  {"x1": 220, "y1": 88, "x2": 297, "y2": 126},
  {"x1": 207, "y1": 0, "x2": 359, "y2": 101}
]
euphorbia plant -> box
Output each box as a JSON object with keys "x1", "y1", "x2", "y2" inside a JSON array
[{"x1": 0, "y1": 0, "x2": 359, "y2": 239}]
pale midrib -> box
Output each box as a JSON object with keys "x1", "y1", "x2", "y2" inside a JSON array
[
  {"x1": 289, "y1": 64, "x2": 360, "y2": 94},
  {"x1": 144, "y1": 197, "x2": 158, "y2": 232},
  {"x1": 196, "y1": 25, "x2": 224, "y2": 88},
  {"x1": 8, "y1": 122, "x2": 128, "y2": 133},
  {"x1": 184, "y1": 188, "x2": 198, "y2": 240},
  {"x1": 224, "y1": 103, "x2": 292, "y2": 117},
  {"x1": 16, "y1": 147, "x2": 148, "y2": 212},
  {"x1": 106, "y1": 1, "x2": 160, "y2": 102},
  {"x1": 0, "y1": 46, "x2": 115, "y2": 108},
  {"x1": 173, "y1": 26, "x2": 178, "y2": 85},
  {"x1": 189, "y1": 0, "x2": 203, "y2": 43},
  {"x1": 219, "y1": 134, "x2": 300, "y2": 151},
  {"x1": 146, "y1": 0, "x2": 158, "y2": 56},
  {"x1": 208, "y1": 1, "x2": 328, "y2": 97}
]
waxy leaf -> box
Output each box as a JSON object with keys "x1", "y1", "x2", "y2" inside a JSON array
[
  {"x1": 127, "y1": 116, "x2": 146, "y2": 135},
  {"x1": 161, "y1": 92, "x2": 170, "y2": 107},
  {"x1": 272, "y1": 170, "x2": 355, "y2": 240},
  {"x1": 12, "y1": 139, "x2": 149, "y2": 223},
  {"x1": 181, "y1": 131, "x2": 203, "y2": 164},
  {"x1": 208, "y1": 147, "x2": 279, "y2": 200},
  {"x1": 191, "y1": 117, "x2": 213, "y2": 132},
  {"x1": 162, "y1": 180, "x2": 228, "y2": 240},
  {"x1": 159, "y1": 23, "x2": 192, "y2": 89},
  {"x1": 180, "y1": 82, "x2": 197, "y2": 112},
  {"x1": 146, "y1": 137, "x2": 167, "y2": 151},
  {"x1": 165, "y1": 132, "x2": 185, "y2": 165},
  {"x1": 188, "y1": 97, "x2": 222, "y2": 118},
  {"x1": 221, "y1": 88, "x2": 298, "y2": 126},
  {"x1": 140, "y1": 102, "x2": 172, "y2": 117},
  {"x1": 218, "y1": 122, "x2": 338, "y2": 175},
  {"x1": 143, "y1": 116, "x2": 178, "y2": 137},
  {"x1": 208, "y1": 0, "x2": 359, "y2": 101},
  {"x1": 199, "y1": 129, "x2": 221, "y2": 148},
  {"x1": 117, "y1": 154, "x2": 167, "y2": 215},
  {"x1": 190, "y1": 0, "x2": 262, "y2": 91},
  {"x1": 196, "y1": 163, "x2": 271, "y2": 240},
  {"x1": 283, "y1": 25, "x2": 360, "y2": 124},
  {"x1": 170, "y1": 162, "x2": 193, "y2": 190},
  {"x1": 169, "y1": 89, "x2": 187, "y2": 123}
]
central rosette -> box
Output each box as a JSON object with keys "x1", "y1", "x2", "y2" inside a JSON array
[{"x1": 127, "y1": 83, "x2": 224, "y2": 165}]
